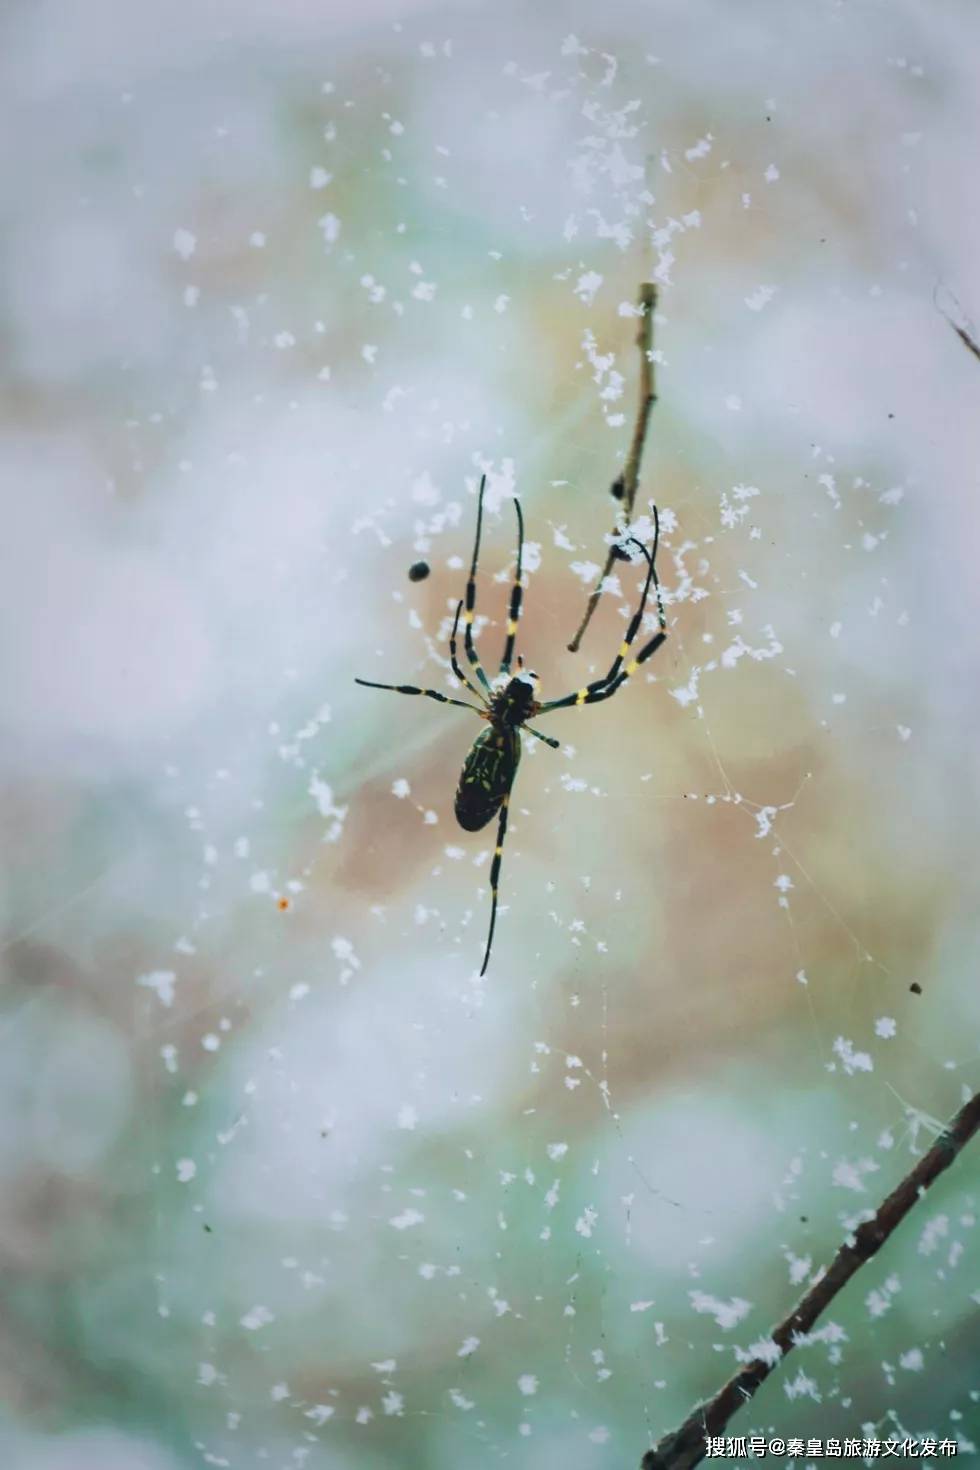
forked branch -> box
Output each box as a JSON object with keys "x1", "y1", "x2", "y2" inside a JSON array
[
  {"x1": 568, "y1": 281, "x2": 658, "y2": 653},
  {"x1": 639, "y1": 1087, "x2": 980, "y2": 1470}
]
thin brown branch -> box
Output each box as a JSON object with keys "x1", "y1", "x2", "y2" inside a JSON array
[
  {"x1": 935, "y1": 286, "x2": 980, "y2": 363},
  {"x1": 567, "y1": 282, "x2": 658, "y2": 653},
  {"x1": 640, "y1": 1087, "x2": 980, "y2": 1470},
  {"x1": 950, "y1": 319, "x2": 980, "y2": 363}
]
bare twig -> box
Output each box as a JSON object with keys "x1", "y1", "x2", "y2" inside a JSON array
[
  {"x1": 935, "y1": 286, "x2": 980, "y2": 363},
  {"x1": 950, "y1": 318, "x2": 980, "y2": 364},
  {"x1": 640, "y1": 1087, "x2": 980, "y2": 1470},
  {"x1": 567, "y1": 282, "x2": 658, "y2": 653}
]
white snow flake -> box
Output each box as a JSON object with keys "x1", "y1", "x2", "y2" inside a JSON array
[
  {"x1": 137, "y1": 970, "x2": 176, "y2": 1008},
  {"x1": 688, "y1": 1292, "x2": 752, "y2": 1329}
]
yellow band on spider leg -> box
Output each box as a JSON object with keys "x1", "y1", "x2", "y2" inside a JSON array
[
  {"x1": 575, "y1": 689, "x2": 588, "y2": 705},
  {"x1": 619, "y1": 641, "x2": 629, "y2": 658},
  {"x1": 507, "y1": 619, "x2": 518, "y2": 635},
  {"x1": 625, "y1": 660, "x2": 638, "y2": 676}
]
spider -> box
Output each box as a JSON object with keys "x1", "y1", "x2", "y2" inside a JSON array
[{"x1": 356, "y1": 475, "x2": 668, "y2": 975}]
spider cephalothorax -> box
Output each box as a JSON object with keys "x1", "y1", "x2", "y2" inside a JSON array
[
  {"x1": 490, "y1": 663, "x2": 539, "y2": 728},
  {"x1": 356, "y1": 475, "x2": 667, "y2": 974}
]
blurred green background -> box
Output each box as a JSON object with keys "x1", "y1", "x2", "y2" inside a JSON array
[{"x1": 1, "y1": 1, "x2": 978, "y2": 1466}]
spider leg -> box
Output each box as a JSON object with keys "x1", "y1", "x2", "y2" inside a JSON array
[
  {"x1": 449, "y1": 600, "x2": 489, "y2": 704},
  {"x1": 524, "y1": 724, "x2": 560, "y2": 750},
  {"x1": 480, "y1": 792, "x2": 511, "y2": 976},
  {"x1": 462, "y1": 475, "x2": 493, "y2": 694},
  {"x1": 534, "y1": 628, "x2": 667, "y2": 713},
  {"x1": 535, "y1": 507, "x2": 668, "y2": 715},
  {"x1": 578, "y1": 512, "x2": 666, "y2": 688},
  {"x1": 355, "y1": 678, "x2": 486, "y2": 714},
  {"x1": 499, "y1": 496, "x2": 525, "y2": 676},
  {"x1": 600, "y1": 517, "x2": 666, "y2": 686}
]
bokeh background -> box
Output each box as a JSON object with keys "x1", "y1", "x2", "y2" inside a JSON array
[{"x1": 1, "y1": 1, "x2": 979, "y2": 1466}]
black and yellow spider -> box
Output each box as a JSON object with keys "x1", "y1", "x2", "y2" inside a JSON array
[{"x1": 356, "y1": 475, "x2": 668, "y2": 975}]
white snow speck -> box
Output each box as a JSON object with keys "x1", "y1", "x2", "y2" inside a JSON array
[
  {"x1": 389, "y1": 1208, "x2": 425, "y2": 1230},
  {"x1": 240, "y1": 1305, "x2": 275, "y2": 1330},
  {"x1": 784, "y1": 1367, "x2": 821, "y2": 1401},
  {"x1": 832, "y1": 1156, "x2": 878, "y2": 1192},
  {"x1": 574, "y1": 271, "x2": 604, "y2": 305},
  {"x1": 305, "y1": 1404, "x2": 335, "y2": 1424},
  {"x1": 517, "y1": 1374, "x2": 538, "y2": 1396},
  {"x1": 309, "y1": 775, "x2": 348, "y2": 840},
  {"x1": 832, "y1": 1036, "x2": 873, "y2": 1075},
  {"x1": 570, "y1": 560, "x2": 601, "y2": 584},
  {"x1": 918, "y1": 1214, "x2": 948, "y2": 1256},
  {"x1": 137, "y1": 970, "x2": 176, "y2": 1008},
  {"x1": 745, "y1": 285, "x2": 777, "y2": 312},
  {"x1": 689, "y1": 1292, "x2": 752, "y2": 1330},
  {"x1": 318, "y1": 212, "x2": 341, "y2": 244},
  {"x1": 522, "y1": 540, "x2": 542, "y2": 574},
  {"x1": 173, "y1": 228, "x2": 196, "y2": 260},
  {"x1": 176, "y1": 1158, "x2": 197, "y2": 1183},
  {"x1": 331, "y1": 935, "x2": 360, "y2": 976},
  {"x1": 575, "y1": 1206, "x2": 598, "y2": 1239}
]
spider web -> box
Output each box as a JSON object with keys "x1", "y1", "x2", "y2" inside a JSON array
[{"x1": 1, "y1": 7, "x2": 978, "y2": 1470}]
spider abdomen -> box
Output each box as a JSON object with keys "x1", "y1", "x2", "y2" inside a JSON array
[{"x1": 454, "y1": 725, "x2": 520, "y2": 832}]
